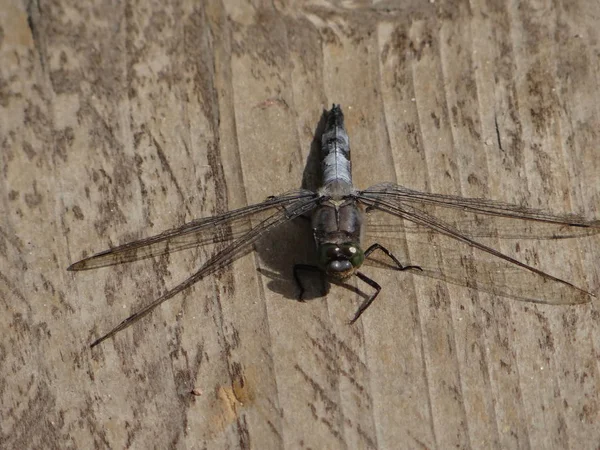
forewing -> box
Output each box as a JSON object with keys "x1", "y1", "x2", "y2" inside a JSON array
[
  {"x1": 361, "y1": 183, "x2": 600, "y2": 232},
  {"x1": 365, "y1": 209, "x2": 600, "y2": 240},
  {"x1": 69, "y1": 189, "x2": 315, "y2": 271},
  {"x1": 90, "y1": 194, "x2": 320, "y2": 347}
]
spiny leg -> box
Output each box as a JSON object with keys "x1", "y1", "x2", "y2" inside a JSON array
[
  {"x1": 364, "y1": 243, "x2": 422, "y2": 272},
  {"x1": 293, "y1": 264, "x2": 326, "y2": 301},
  {"x1": 350, "y1": 271, "x2": 382, "y2": 324},
  {"x1": 349, "y1": 244, "x2": 422, "y2": 323}
]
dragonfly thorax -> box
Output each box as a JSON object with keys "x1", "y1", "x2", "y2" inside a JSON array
[
  {"x1": 311, "y1": 196, "x2": 365, "y2": 280},
  {"x1": 318, "y1": 242, "x2": 365, "y2": 279}
]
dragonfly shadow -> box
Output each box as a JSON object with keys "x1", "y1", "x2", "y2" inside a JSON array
[
  {"x1": 255, "y1": 219, "x2": 376, "y2": 303},
  {"x1": 301, "y1": 106, "x2": 328, "y2": 193},
  {"x1": 254, "y1": 107, "x2": 330, "y2": 301},
  {"x1": 254, "y1": 216, "x2": 319, "y2": 301}
]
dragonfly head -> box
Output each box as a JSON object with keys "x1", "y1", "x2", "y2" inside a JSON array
[{"x1": 318, "y1": 242, "x2": 365, "y2": 279}]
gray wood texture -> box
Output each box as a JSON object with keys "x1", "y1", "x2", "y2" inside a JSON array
[{"x1": 1, "y1": 1, "x2": 599, "y2": 448}]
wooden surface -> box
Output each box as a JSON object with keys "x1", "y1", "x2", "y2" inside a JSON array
[{"x1": 1, "y1": 0, "x2": 599, "y2": 448}]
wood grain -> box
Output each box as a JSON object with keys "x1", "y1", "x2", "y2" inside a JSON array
[{"x1": 1, "y1": 1, "x2": 599, "y2": 448}]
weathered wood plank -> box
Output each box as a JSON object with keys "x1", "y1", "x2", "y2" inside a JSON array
[{"x1": 1, "y1": 0, "x2": 599, "y2": 448}]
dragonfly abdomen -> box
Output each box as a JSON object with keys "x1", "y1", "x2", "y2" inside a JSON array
[{"x1": 321, "y1": 104, "x2": 352, "y2": 191}]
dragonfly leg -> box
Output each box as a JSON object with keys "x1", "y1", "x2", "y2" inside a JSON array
[
  {"x1": 293, "y1": 264, "x2": 326, "y2": 301},
  {"x1": 350, "y1": 271, "x2": 382, "y2": 323},
  {"x1": 364, "y1": 243, "x2": 422, "y2": 272}
]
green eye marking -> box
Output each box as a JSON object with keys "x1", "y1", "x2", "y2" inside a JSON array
[
  {"x1": 317, "y1": 243, "x2": 364, "y2": 269},
  {"x1": 345, "y1": 244, "x2": 365, "y2": 268}
]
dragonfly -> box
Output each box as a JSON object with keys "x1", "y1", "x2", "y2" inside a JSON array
[{"x1": 69, "y1": 104, "x2": 599, "y2": 348}]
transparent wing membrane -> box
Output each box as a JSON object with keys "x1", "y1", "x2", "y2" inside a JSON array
[
  {"x1": 357, "y1": 183, "x2": 598, "y2": 305},
  {"x1": 361, "y1": 183, "x2": 600, "y2": 228},
  {"x1": 87, "y1": 193, "x2": 320, "y2": 347},
  {"x1": 366, "y1": 211, "x2": 600, "y2": 240},
  {"x1": 365, "y1": 234, "x2": 591, "y2": 305},
  {"x1": 69, "y1": 189, "x2": 315, "y2": 271}
]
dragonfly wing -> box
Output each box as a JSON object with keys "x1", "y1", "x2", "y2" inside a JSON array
[
  {"x1": 364, "y1": 233, "x2": 591, "y2": 305},
  {"x1": 365, "y1": 208, "x2": 600, "y2": 240},
  {"x1": 69, "y1": 189, "x2": 316, "y2": 271},
  {"x1": 360, "y1": 183, "x2": 600, "y2": 233},
  {"x1": 356, "y1": 193, "x2": 595, "y2": 305},
  {"x1": 90, "y1": 194, "x2": 321, "y2": 347}
]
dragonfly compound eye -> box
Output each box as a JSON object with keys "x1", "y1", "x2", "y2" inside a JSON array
[
  {"x1": 318, "y1": 243, "x2": 365, "y2": 276},
  {"x1": 328, "y1": 259, "x2": 353, "y2": 273},
  {"x1": 342, "y1": 243, "x2": 365, "y2": 269}
]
